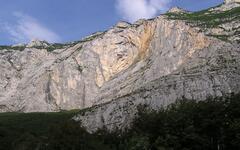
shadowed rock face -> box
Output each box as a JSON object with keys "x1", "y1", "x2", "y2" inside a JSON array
[{"x1": 0, "y1": 2, "x2": 240, "y2": 131}]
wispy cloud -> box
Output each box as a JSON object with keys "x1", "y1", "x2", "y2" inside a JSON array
[
  {"x1": 116, "y1": 0, "x2": 172, "y2": 22},
  {"x1": 3, "y1": 12, "x2": 61, "y2": 43}
]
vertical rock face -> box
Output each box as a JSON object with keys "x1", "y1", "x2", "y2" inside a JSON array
[
  {"x1": 0, "y1": 19, "x2": 157, "y2": 112},
  {"x1": 0, "y1": 44, "x2": 86, "y2": 112},
  {"x1": 73, "y1": 3, "x2": 240, "y2": 131},
  {"x1": 0, "y1": 1, "x2": 240, "y2": 131},
  {"x1": 74, "y1": 16, "x2": 240, "y2": 131}
]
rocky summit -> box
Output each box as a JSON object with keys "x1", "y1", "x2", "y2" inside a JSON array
[{"x1": 0, "y1": 1, "x2": 240, "y2": 132}]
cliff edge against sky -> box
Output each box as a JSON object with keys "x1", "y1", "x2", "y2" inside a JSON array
[{"x1": 0, "y1": 0, "x2": 240, "y2": 131}]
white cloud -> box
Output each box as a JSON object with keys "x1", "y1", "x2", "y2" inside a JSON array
[
  {"x1": 116, "y1": 0, "x2": 172, "y2": 22},
  {"x1": 3, "y1": 12, "x2": 61, "y2": 43}
]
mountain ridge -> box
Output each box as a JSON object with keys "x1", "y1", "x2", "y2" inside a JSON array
[{"x1": 0, "y1": 1, "x2": 240, "y2": 132}]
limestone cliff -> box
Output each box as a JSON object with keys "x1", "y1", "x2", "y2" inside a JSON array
[
  {"x1": 0, "y1": 1, "x2": 240, "y2": 132},
  {"x1": 74, "y1": 2, "x2": 240, "y2": 132}
]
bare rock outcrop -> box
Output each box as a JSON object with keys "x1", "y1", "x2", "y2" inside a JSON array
[
  {"x1": 26, "y1": 39, "x2": 49, "y2": 48},
  {"x1": 225, "y1": 0, "x2": 240, "y2": 4},
  {"x1": 0, "y1": 18, "x2": 158, "y2": 112},
  {"x1": 167, "y1": 7, "x2": 188, "y2": 13},
  {"x1": 0, "y1": 1, "x2": 240, "y2": 132},
  {"x1": 210, "y1": 0, "x2": 240, "y2": 12},
  {"x1": 74, "y1": 16, "x2": 240, "y2": 132}
]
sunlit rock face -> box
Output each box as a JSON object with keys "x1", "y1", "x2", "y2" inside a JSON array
[
  {"x1": 0, "y1": 1, "x2": 240, "y2": 132},
  {"x1": 73, "y1": 3, "x2": 240, "y2": 132},
  {"x1": 0, "y1": 19, "x2": 157, "y2": 112},
  {"x1": 74, "y1": 15, "x2": 240, "y2": 132},
  {"x1": 167, "y1": 7, "x2": 188, "y2": 13},
  {"x1": 225, "y1": 0, "x2": 240, "y2": 4}
]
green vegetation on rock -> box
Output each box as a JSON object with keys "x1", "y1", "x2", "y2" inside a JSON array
[
  {"x1": 165, "y1": 5, "x2": 240, "y2": 42},
  {"x1": 31, "y1": 42, "x2": 79, "y2": 52},
  {"x1": 166, "y1": 6, "x2": 240, "y2": 28},
  {"x1": 0, "y1": 45, "x2": 26, "y2": 51},
  {"x1": 0, "y1": 31, "x2": 105, "y2": 52}
]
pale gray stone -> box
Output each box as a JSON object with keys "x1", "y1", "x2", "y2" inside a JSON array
[{"x1": 0, "y1": 1, "x2": 239, "y2": 133}]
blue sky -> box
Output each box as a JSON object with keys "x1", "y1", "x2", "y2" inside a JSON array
[{"x1": 0, "y1": 0, "x2": 223, "y2": 45}]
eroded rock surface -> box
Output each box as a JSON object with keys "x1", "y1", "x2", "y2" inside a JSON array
[
  {"x1": 74, "y1": 17, "x2": 240, "y2": 131},
  {"x1": 0, "y1": 1, "x2": 240, "y2": 132},
  {"x1": 225, "y1": 0, "x2": 240, "y2": 4}
]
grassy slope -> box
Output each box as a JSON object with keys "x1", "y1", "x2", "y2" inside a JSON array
[
  {"x1": 166, "y1": 6, "x2": 240, "y2": 27},
  {"x1": 165, "y1": 5, "x2": 240, "y2": 42}
]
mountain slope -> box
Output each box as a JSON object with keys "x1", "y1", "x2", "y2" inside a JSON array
[
  {"x1": 74, "y1": 2, "x2": 240, "y2": 132},
  {"x1": 0, "y1": 1, "x2": 240, "y2": 132}
]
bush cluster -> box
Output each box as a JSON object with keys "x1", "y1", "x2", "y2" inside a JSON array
[{"x1": 0, "y1": 94, "x2": 240, "y2": 150}]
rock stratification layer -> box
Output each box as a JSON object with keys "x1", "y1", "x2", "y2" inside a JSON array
[
  {"x1": 74, "y1": 17, "x2": 240, "y2": 131},
  {"x1": 0, "y1": 2, "x2": 240, "y2": 131}
]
